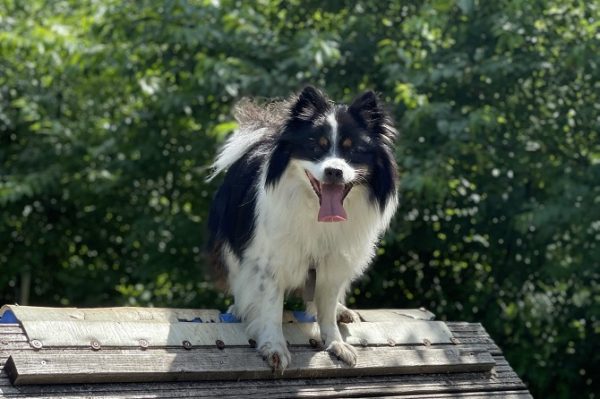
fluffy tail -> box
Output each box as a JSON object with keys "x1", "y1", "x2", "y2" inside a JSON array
[{"x1": 206, "y1": 98, "x2": 290, "y2": 181}]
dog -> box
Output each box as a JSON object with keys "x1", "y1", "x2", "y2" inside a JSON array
[{"x1": 207, "y1": 86, "x2": 398, "y2": 370}]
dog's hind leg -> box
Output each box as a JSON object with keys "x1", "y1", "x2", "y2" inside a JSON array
[
  {"x1": 336, "y1": 302, "x2": 361, "y2": 324},
  {"x1": 230, "y1": 261, "x2": 291, "y2": 371}
]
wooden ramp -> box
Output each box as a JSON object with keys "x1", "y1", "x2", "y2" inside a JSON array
[{"x1": 0, "y1": 306, "x2": 532, "y2": 398}]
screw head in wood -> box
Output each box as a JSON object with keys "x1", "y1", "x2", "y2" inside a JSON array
[
  {"x1": 309, "y1": 338, "x2": 318, "y2": 348},
  {"x1": 90, "y1": 340, "x2": 101, "y2": 351},
  {"x1": 387, "y1": 338, "x2": 396, "y2": 347},
  {"x1": 139, "y1": 339, "x2": 149, "y2": 349},
  {"x1": 216, "y1": 339, "x2": 225, "y2": 350},
  {"x1": 451, "y1": 337, "x2": 460, "y2": 345},
  {"x1": 423, "y1": 338, "x2": 431, "y2": 346},
  {"x1": 360, "y1": 339, "x2": 368, "y2": 347},
  {"x1": 30, "y1": 339, "x2": 43, "y2": 349},
  {"x1": 182, "y1": 340, "x2": 192, "y2": 350}
]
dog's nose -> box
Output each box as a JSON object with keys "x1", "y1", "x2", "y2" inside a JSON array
[{"x1": 324, "y1": 167, "x2": 344, "y2": 183}]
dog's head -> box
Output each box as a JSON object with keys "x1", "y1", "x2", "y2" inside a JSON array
[{"x1": 266, "y1": 86, "x2": 398, "y2": 222}]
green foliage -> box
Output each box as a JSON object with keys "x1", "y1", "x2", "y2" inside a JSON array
[{"x1": 1, "y1": 1, "x2": 598, "y2": 397}]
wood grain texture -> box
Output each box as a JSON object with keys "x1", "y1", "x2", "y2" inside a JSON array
[
  {"x1": 5, "y1": 347, "x2": 495, "y2": 385},
  {"x1": 3, "y1": 306, "x2": 437, "y2": 324},
  {"x1": 1, "y1": 305, "x2": 221, "y2": 324},
  {"x1": 357, "y1": 309, "x2": 436, "y2": 321},
  {"x1": 339, "y1": 320, "x2": 453, "y2": 345},
  {"x1": 0, "y1": 326, "x2": 24, "y2": 335},
  {"x1": 0, "y1": 369, "x2": 529, "y2": 399},
  {"x1": 15, "y1": 320, "x2": 453, "y2": 348}
]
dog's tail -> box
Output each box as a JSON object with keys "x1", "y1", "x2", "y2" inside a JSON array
[{"x1": 206, "y1": 98, "x2": 290, "y2": 182}]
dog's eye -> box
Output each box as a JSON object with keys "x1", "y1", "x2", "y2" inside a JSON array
[{"x1": 319, "y1": 136, "x2": 329, "y2": 149}]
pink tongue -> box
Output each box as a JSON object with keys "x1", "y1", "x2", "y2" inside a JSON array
[{"x1": 318, "y1": 184, "x2": 347, "y2": 222}]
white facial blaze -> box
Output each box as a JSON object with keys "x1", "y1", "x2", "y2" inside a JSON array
[{"x1": 326, "y1": 112, "x2": 338, "y2": 156}]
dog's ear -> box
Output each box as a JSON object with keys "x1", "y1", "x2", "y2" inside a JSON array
[
  {"x1": 290, "y1": 86, "x2": 330, "y2": 121},
  {"x1": 369, "y1": 147, "x2": 398, "y2": 209},
  {"x1": 349, "y1": 90, "x2": 397, "y2": 142},
  {"x1": 348, "y1": 90, "x2": 385, "y2": 128}
]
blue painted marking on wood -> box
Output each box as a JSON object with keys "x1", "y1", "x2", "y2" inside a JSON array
[
  {"x1": 293, "y1": 311, "x2": 316, "y2": 322},
  {"x1": 218, "y1": 312, "x2": 315, "y2": 323},
  {"x1": 0, "y1": 310, "x2": 18, "y2": 324},
  {"x1": 219, "y1": 313, "x2": 241, "y2": 323}
]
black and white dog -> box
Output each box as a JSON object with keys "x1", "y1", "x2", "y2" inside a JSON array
[{"x1": 208, "y1": 86, "x2": 398, "y2": 370}]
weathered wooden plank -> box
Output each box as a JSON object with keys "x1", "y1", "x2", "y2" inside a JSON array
[
  {"x1": 450, "y1": 336, "x2": 495, "y2": 344},
  {"x1": 0, "y1": 326, "x2": 24, "y2": 335},
  {"x1": 1, "y1": 305, "x2": 222, "y2": 324},
  {"x1": 0, "y1": 342, "x2": 32, "y2": 351},
  {"x1": 1, "y1": 367, "x2": 523, "y2": 390},
  {"x1": 5, "y1": 347, "x2": 495, "y2": 385},
  {"x1": 357, "y1": 309, "x2": 436, "y2": 321},
  {"x1": 0, "y1": 334, "x2": 28, "y2": 343},
  {"x1": 448, "y1": 331, "x2": 491, "y2": 338},
  {"x1": 446, "y1": 322, "x2": 485, "y2": 329},
  {"x1": 383, "y1": 393, "x2": 531, "y2": 399},
  {"x1": 0, "y1": 385, "x2": 532, "y2": 399},
  {"x1": 0, "y1": 367, "x2": 527, "y2": 398},
  {"x1": 446, "y1": 325, "x2": 491, "y2": 336},
  {"x1": 451, "y1": 338, "x2": 501, "y2": 354},
  {"x1": 0, "y1": 379, "x2": 529, "y2": 399},
  {"x1": 5, "y1": 307, "x2": 435, "y2": 325},
  {"x1": 339, "y1": 320, "x2": 452, "y2": 345},
  {"x1": 446, "y1": 326, "x2": 490, "y2": 338},
  {"x1": 493, "y1": 357, "x2": 510, "y2": 366},
  {"x1": 14, "y1": 319, "x2": 454, "y2": 348},
  {"x1": 0, "y1": 386, "x2": 532, "y2": 399},
  {"x1": 0, "y1": 374, "x2": 11, "y2": 387}
]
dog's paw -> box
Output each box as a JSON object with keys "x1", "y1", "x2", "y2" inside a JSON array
[
  {"x1": 336, "y1": 305, "x2": 361, "y2": 324},
  {"x1": 259, "y1": 341, "x2": 291, "y2": 372},
  {"x1": 326, "y1": 340, "x2": 357, "y2": 367}
]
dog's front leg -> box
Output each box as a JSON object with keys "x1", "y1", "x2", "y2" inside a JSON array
[
  {"x1": 315, "y1": 277, "x2": 358, "y2": 366},
  {"x1": 231, "y1": 265, "x2": 290, "y2": 371}
]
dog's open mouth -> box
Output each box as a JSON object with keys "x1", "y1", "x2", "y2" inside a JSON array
[{"x1": 305, "y1": 171, "x2": 353, "y2": 222}]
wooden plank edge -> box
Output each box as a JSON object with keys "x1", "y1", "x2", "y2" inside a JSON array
[
  {"x1": 6, "y1": 348, "x2": 496, "y2": 385},
  {"x1": 0, "y1": 370, "x2": 525, "y2": 392}
]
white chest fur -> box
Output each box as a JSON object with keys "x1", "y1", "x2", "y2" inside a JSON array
[{"x1": 237, "y1": 160, "x2": 396, "y2": 291}]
